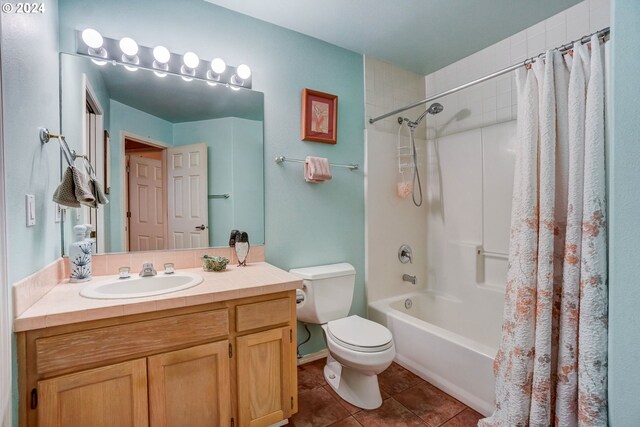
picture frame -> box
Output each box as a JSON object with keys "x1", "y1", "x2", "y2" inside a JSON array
[{"x1": 301, "y1": 88, "x2": 338, "y2": 144}]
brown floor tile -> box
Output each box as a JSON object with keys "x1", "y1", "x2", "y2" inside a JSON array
[
  {"x1": 377, "y1": 362, "x2": 423, "y2": 395},
  {"x1": 328, "y1": 417, "x2": 362, "y2": 427},
  {"x1": 353, "y1": 398, "x2": 428, "y2": 427},
  {"x1": 298, "y1": 358, "x2": 328, "y2": 392},
  {"x1": 323, "y1": 385, "x2": 362, "y2": 415},
  {"x1": 441, "y1": 408, "x2": 484, "y2": 427},
  {"x1": 291, "y1": 387, "x2": 351, "y2": 427},
  {"x1": 394, "y1": 382, "x2": 466, "y2": 427}
]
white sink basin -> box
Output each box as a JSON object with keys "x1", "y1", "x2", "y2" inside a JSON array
[{"x1": 80, "y1": 272, "x2": 204, "y2": 299}]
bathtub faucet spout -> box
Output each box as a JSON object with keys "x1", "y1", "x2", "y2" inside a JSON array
[{"x1": 402, "y1": 274, "x2": 416, "y2": 285}]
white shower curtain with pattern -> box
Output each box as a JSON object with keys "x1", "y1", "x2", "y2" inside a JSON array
[{"x1": 479, "y1": 34, "x2": 608, "y2": 427}]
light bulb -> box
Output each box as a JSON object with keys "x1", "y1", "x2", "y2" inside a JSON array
[
  {"x1": 153, "y1": 46, "x2": 170, "y2": 64},
  {"x1": 82, "y1": 28, "x2": 103, "y2": 49},
  {"x1": 210, "y1": 58, "x2": 226, "y2": 74},
  {"x1": 237, "y1": 64, "x2": 251, "y2": 80},
  {"x1": 183, "y1": 52, "x2": 199, "y2": 69},
  {"x1": 119, "y1": 37, "x2": 138, "y2": 57}
]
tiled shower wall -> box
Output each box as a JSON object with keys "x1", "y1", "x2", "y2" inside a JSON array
[
  {"x1": 364, "y1": 57, "x2": 428, "y2": 303},
  {"x1": 426, "y1": 0, "x2": 610, "y2": 138}
]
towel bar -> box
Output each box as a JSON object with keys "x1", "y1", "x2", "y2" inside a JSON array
[
  {"x1": 275, "y1": 156, "x2": 358, "y2": 170},
  {"x1": 40, "y1": 128, "x2": 89, "y2": 164},
  {"x1": 208, "y1": 194, "x2": 230, "y2": 199}
]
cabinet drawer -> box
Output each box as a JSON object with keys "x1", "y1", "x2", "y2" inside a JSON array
[
  {"x1": 236, "y1": 298, "x2": 291, "y2": 332},
  {"x1": 36, "y1": 309, "x2": 228, "y2": 375}
]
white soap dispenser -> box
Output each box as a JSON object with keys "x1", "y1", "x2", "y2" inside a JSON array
[{"x1": 69, "y1": 224, "x2": 92, "y2": 282}]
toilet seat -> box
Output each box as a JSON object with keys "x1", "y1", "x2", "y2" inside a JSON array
[{"x1": 327, "y1": 315, "x2": 393, "y2": 353}]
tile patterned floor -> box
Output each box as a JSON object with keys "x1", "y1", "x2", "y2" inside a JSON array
[{"x1": 291, "y1": 358, "x2": 483, "y2": 427}]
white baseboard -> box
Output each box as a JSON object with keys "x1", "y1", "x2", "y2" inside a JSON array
[{"x1": 297, "y1": 349, "x2": 329, "y2": 365}]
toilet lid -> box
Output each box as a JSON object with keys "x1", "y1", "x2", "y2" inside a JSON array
[{"x1": 327, "y1": 315, "x2": 393, "y2": 350}]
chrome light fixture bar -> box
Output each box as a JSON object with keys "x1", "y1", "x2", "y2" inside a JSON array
[{"x1": 76, "y1": 29, "x2": 252, "y2": 89}]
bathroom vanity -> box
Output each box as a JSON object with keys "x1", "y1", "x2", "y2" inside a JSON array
[{"x1": 15, "y1": 263, "x2": 301, "y2": 427}]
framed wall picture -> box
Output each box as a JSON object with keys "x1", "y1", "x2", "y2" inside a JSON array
[{"x1": 301, "y1": 88, "x2": 338, "y2": 144}]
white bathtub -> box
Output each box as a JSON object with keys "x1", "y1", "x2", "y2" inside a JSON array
[{"x1": 369, "y1": 291, "x2": 502, "y2": 416}]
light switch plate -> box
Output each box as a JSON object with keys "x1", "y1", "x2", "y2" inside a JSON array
[
  {"x1": 26, "y1": 194, "x2": 36, "y2": 226},
  {"x1": 54, "y1": 203, "x2": 62, "y2": 223}
]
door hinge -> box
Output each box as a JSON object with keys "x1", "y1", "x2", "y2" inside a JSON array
[
  {"x1": 231, "y1": 417, "x2": 234, "y2": 427},
  {"x1": 291, "y1": 396, "x2": 294, "y2": 409},
  {"x1": 126, "y1": 211, "x2": 131, "y2": 218},
  {"x1": 229, "y1": 343, "x2": 233, "y2": 358},
  {"x1": 30, "y1": 388, "x2": 37, "y2": 410},
  {"x1": 290, "y1": 329, "x2": 293, "y2": 343},
  {"x1": 126, "y1": 165, "x2": 130, "y2": 173}
]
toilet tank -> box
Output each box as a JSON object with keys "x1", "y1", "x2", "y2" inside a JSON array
[{"x1": 290, "y1": 263, "x2": 356, "y2": 324}]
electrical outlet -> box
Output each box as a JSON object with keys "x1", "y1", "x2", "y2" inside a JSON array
[{"x1": 25, "y1": 194, "x2": 36, "y2": 226}]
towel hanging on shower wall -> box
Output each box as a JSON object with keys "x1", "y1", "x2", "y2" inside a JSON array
[{"x1": 396, "y1": 121, "x2": 412, "y2": 198}]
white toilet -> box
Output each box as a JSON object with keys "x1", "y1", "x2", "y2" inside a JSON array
[{"x1": 291, "y1": 263, "x2": 395, "y2": 409}]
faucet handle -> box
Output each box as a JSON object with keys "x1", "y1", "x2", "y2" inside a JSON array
[
  {"x1": 118, "y1": 266, "x2": 130, "y2": 279},
  {"x1": 398, "y1": 244, "x2": 413, "y2": 264},
  {"x1": 163, "y1": 263, "x2": 175, "y2": 274}
]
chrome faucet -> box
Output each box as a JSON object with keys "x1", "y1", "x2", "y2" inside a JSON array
[
  {"x1": 139, "y1": 262, "x2": 157, "y2": 277},
  {"x1": 402, "y1": 274, "x2": 416, "y2": 285}
]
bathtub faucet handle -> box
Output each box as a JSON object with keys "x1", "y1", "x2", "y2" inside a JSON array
[
  {"x1": 402, "y1": 274, "x2": 417, "y2": 285},
  {"x1": 398, "y1": 244, "x2": 413, "y2": 264}
]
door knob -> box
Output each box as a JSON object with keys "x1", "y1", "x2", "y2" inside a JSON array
[{"x1": 195, "y1": 224, "x2": 208, "y2": 231}]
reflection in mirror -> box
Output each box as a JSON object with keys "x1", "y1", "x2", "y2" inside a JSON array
[{"x1": 60, "y1": 53, "x2": 264, "y2": 254}]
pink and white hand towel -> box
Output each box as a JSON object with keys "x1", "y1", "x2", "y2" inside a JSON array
[{"x1": 304, "y1": 156, "x2": 332, "y2": 183}]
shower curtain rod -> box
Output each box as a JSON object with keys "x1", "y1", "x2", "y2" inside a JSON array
[{"x1": 368, "y1": 26, "x2": 610, "y2": 124}]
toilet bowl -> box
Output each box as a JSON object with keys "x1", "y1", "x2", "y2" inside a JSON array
[
  {"x1": 291, "y1": 263, "x2": 396, "y2": 410},
  {"x1": 321, "y1": 315, "x2": 395, "y2": 409}
]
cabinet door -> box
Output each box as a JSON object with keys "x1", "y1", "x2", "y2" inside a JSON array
[
  {"x1": 38, "y1": 359, "x2": 148, "y2": 427},
  {"x1": 148, "y1": 341, "x2": 231, "y2": 427},
  {"x1": 236, "y1": 327, "x2": 295, "y2": 427}
]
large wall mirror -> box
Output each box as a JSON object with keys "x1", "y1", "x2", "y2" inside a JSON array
[{"x1": 60, "y1": 53, "x2": 265, "y2": 254}]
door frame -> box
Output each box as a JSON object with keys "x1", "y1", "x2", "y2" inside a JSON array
[
  {"x1": 0, "y1": 41, "x2": 11, "y2": 427},
  {"x1": 82, "y1": 75, "x2": 105, "y2": 253},
  {"x1": 121, "y1": 132, "x2": 168, "y2": 252}
]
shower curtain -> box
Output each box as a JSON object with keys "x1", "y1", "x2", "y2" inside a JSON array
[{"x1": 479, "y1": 35, "x2": 607, "y2": 427}]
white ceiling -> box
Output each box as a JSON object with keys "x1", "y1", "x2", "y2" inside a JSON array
[{"x1": 204, "y1": 0, "x2": 582, "y2": 75}]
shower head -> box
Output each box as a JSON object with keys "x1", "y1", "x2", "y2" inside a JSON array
[
  {"x1": 427, "y1": 102, "x2": 444, "y2": 115},
  {"x1": 398, "y1": 102, "x2": 445, "y2": 128}
]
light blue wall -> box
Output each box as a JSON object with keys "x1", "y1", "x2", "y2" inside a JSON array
[
  {"x1": 2, "y1": 0, "x2": 61, "y2": 284},
  {"x1": 230, "y1": 118, "x2": 264, "y2": 247},
  {"x1": 173, "y1": 118, "x2": 264, "y2": 246},
  {"x1": 1, "y1": 1, "x2": 60, "y2": 425},
  {"x1": 608, "y1": 0, "x2": 640, "y2": 424},
  {"x1": 59, "y1": 0, "x2": 365, "y2": 354},
  {"x1": 108, "y1": 100, "x2": 173, "y2": 252}
]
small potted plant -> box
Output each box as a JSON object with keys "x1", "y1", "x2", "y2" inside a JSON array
[{"x1": 201, "y1": 255, "x2": 230, "y2": 272}]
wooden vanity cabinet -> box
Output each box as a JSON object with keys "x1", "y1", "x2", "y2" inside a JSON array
[
  {"x1": 38, "y1": 359, "x2": 149, "y2": 427},
  {"x1": 18, "y1": 290, "x2": 298, "y2": 427}
]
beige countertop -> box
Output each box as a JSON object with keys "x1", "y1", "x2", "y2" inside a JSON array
[{"x1": 14, "y1": 262, "x2": 302, "y2": 332}]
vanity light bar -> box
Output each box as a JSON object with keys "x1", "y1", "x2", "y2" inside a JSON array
[{"x1": 76, "y1": 29, "x2": 252, "y2": 89}]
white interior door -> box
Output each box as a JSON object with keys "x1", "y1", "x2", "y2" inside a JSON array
[
  {"x1": 128, "y1": 155, "x2": 166, "y2": 251},
  {"x1": 167, "y1": 143, "x2": 209, "y2": 249}
]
